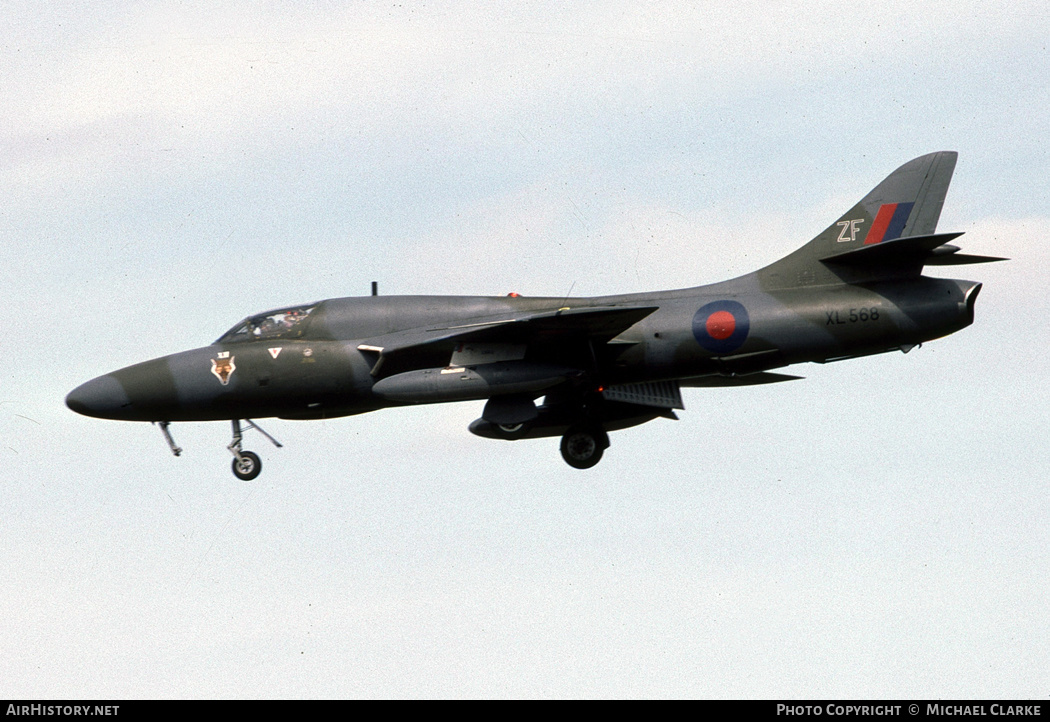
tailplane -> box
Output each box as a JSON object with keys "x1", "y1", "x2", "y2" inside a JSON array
[{"x1": 757, "y1": 151, "x2": 1004, "y2": 289}]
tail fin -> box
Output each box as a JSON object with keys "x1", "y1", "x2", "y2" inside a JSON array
[{"x1": 756, "y1": 151, "x2": 992, "y2": 289}]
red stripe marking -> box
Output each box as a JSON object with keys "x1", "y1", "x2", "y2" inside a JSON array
[{"x1": 864, "y1": 203, "x2": 897, "y2": 245}]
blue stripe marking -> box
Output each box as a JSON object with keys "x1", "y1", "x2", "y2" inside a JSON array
[{"x1": 883, "y1": 202, "x2": 914, "y2": 241}]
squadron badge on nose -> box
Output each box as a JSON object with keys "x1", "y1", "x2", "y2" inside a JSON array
[{"x1": 211, "y1": 351, "x2": 236, "y2": 385}]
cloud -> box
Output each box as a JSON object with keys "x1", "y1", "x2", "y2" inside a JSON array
[{"x1": 3, "y1": 1, "x2": 1043, "y2": 201}]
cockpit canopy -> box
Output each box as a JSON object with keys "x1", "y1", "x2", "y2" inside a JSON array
[{"x1": 217, "y1": 304, "x2": 317, "y2": 343}]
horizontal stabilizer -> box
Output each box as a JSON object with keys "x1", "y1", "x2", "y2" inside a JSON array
[
  {"x1": 821, "y1": 232, "x2": 964, "y2": 265},
  {"x1": 821, "y1": 231, "x2": 1006, "y2": 272},
  {"x1": 922, "y1": 252, "x2": 1009, "y2": 266}
]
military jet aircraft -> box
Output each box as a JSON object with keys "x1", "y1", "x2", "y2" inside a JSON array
[{"x1": 67, "y1": 151, "x2": 1003, "y2": 479}]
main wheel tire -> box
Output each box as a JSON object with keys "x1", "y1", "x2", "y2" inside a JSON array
[
  {"x1": 560, "y1": 428, "x2": 605, "y2": 469},
  {"x1": 232, "y1": 450, "x2": 262, "y2": 481},
  {"x1": 495, "y1": 422, "x2": 529, "y2": 440}
]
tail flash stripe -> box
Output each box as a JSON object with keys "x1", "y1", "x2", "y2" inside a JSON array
[
  {"x1": 884, "y1": 202, "x2": 914, "y2": 241},
  {"x1": 864, "y1": 204, "x2": 897, "y2": 245},
  {"x1": 864, "y1": 202, "x2": 914, "y2": 245}
]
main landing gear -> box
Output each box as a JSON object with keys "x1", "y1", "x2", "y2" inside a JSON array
[
  {"x1": 559, "y1": 426, "x2": 609, "y2": 470},
  {"x1": 469, "y1": 402, "x2": 625, "y2": 470},
  {"x1": 154, "y1": 419, "x2": 282, "y2": 481},
  {"x1": 481, "y1": 420, "x2": 612, "y2": 469}
]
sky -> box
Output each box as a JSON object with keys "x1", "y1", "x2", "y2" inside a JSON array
[{"x1": 2, "y1": 1, "x2": 1048, "y2": 699}]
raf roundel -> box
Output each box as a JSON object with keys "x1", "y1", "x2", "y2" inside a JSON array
[{"x1": 692, "y1": 300, "x2": 750, "y2": 353}]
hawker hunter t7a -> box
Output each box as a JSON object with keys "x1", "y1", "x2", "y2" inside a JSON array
[{"x1": 67, "y1": 152, "x2": 1002, "y2": 479}]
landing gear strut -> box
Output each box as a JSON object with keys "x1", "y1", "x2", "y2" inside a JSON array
[
  {"x1": 154, "y1": 419, "x2": 282, "y2": 479},
  {"x1": 156, "y1": 421, "x2": 182, "y2": 456},
  {"x1": 559, "y1": 426, "x2": 609, "y2": 470},
  {"x1": 228, "y1": 419, "x2": 282, "y2": 481}
]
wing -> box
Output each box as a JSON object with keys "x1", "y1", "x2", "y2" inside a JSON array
[{"x1": 357, "y1": 304, "x2": 659, "y2": 379}]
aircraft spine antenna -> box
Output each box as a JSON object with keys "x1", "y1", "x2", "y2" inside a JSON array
[{"x1": 560, "y1": 281, "x2": 576, "y2": 310}]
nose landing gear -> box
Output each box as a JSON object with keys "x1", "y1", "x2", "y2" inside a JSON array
[
  {"x1": 227, "y1": 419, "x2": 282, "y2": 481},
  {"x1": 153, "y1": 419, "x2": 282, "y2": 480}
]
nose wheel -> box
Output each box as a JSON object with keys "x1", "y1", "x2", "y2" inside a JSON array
[{"x1": 231, "y1": 450, "x2": 262, "y2": 481}]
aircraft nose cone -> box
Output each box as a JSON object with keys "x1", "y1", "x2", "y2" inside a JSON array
[{"x1": 65, "y1": 375, "x2": 131, "y2": 419}]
